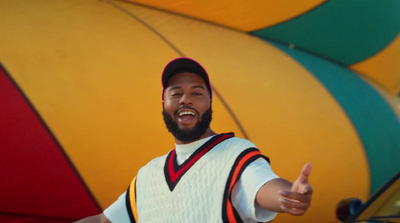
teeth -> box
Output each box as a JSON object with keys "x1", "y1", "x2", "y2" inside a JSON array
[{"x1": 178, "y1": 111, "x2": 195, "y2": 117}]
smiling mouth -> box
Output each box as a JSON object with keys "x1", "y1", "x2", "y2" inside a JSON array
[
  {"x1": 178, "y1": 110, "x2": 195, "y2": 117},
  {"x1": 176, "y1": 109, "x2": 197, "y2": 125}
]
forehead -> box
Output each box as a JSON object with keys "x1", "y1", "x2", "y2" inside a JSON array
[{"x1": 167, "y1": 72, "x2": 206, "y2": 87}]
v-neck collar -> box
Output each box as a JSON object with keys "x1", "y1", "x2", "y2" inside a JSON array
[
  {"x1": 164, "y1": 133, "x2": 234, "y2": 191},
  {"x1": 175, "y1": 136, "x2": 213, "y2": 165}
]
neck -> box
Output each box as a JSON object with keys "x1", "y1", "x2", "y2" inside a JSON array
[{"x1": 175, "y1": 128, "x2": 216, "y2": 145}]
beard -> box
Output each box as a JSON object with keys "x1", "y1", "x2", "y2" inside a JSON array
[{"x1": 163, "y1": 106, "x2": 212, "y2": 143}]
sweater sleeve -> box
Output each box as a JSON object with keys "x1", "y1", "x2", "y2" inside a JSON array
[
  {"x1": 103, "y1": 191, "x2": 131, "y2": 223},
  {"x1": 231, "y1": 157, "x2": 279, "y2": 222}
]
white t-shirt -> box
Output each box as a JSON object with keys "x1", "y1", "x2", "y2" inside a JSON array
[{"x1": 104, "y1": 136, "x2": 279, "y2": 222}]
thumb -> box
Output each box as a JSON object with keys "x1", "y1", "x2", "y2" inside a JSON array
[{"x1": 297, "y1": 163, "x2": 312, "y2": 184}]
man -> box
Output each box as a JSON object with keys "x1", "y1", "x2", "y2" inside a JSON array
[{"x1": 76, "y1": 57, "x2": 312, "y2": 223}]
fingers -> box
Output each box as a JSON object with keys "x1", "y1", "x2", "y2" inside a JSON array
[
  {"x1": 279, "y1": 192, "x2": 311, "y2": 216},
  {"x1": 280, "y1": 190, "x2": 312, "y2": 203},
  {"x1": 280, "y1": 201, "x2": 308, "y2": 216}
]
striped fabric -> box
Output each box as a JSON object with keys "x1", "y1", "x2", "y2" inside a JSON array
[
  {"x1": 126, "y1": 176, "x2": 138, "y2": 223},
  {"x1": 222, "y1": 148, "x2": 269, "y2": 223}
]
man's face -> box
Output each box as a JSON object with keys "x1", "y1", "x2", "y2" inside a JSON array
[{"x1": 162, "y1": 72, "x2": 212, "y2": 143}]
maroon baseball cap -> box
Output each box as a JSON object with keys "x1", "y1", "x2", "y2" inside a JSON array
[{"x1": 161, "y1": 57, "x2": 213, "y2": 100}]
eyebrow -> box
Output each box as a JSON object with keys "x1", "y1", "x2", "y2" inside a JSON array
[{"x1": 168, "y1": 85, "x2": 206, "y2": 91}]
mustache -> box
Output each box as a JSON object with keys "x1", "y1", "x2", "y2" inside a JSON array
[{"x1": 174, "y1": 105, "x2": 199, "y2": 116}]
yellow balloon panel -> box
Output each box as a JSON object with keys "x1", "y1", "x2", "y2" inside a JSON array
[
  {"x1": 350, "y1": 34, "x2": 400, "y2": 96},
  {"x1": 0, "y1": 0, "x2": 175, "y2": 206},
  {"x1": 0, "y1": 0, "x2": 247, "y2": 208},
  {"x1": 127, "y1": 0, "x2": 326, "y2": 31}
]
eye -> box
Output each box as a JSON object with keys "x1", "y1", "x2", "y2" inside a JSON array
[
  {"x1": 192, "y1": 92, "x2": 203, "y2": 96},
  {"x1": 171, "y1": 92, "x2": 183, "y2": 96},
  {"x1": 167, "y1": 87, "x2": 182, "y2": 95}
]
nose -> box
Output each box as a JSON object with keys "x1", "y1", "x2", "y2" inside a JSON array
[{"x1": 179, "y1": 93, "x2": 192, "y2": 105}]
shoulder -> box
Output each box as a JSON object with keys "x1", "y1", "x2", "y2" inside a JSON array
[
  {"x1": 224, "y1": 136, "x2": 257, "y2": 149},
  {"x1": 138, "y1": 152, "x2": 170, "y2": 172},
  {"x1": 148, "y1": 152, "x2": 170, "y2": 163},
  {"x1": 210, "y1": 135, "x2": 259, "y2": 158}
]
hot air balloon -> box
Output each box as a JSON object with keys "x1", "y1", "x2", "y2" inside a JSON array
[{"x1": 0, "y1": 0, "x2": 399, "y2": 222}]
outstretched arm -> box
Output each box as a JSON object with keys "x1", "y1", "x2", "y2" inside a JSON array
[{"x1": 255, "y1": 163, "x2": 313, "y2": 216}]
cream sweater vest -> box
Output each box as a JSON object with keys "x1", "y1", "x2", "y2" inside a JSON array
[{"x1": 127, "y1": 133, "x2": 268, "y2": 223}]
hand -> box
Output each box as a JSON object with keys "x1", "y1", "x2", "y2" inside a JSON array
[{"x1": 279, "y1": 163, "x2": 313, "y2": 216}]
